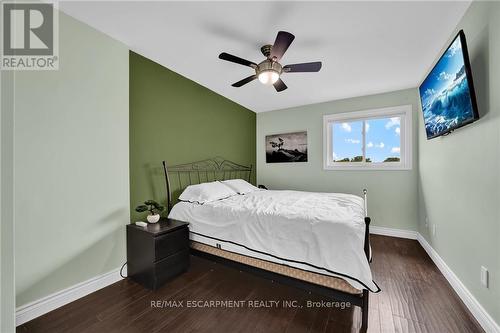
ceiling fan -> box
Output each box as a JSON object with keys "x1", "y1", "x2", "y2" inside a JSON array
[{"x1": 218, "y1": 31, "x2": 322, "y2": 92}]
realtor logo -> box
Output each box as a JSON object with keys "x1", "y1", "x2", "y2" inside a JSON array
[{"x1": 1, "y1": 1, "x2": 59, "y2": 70}]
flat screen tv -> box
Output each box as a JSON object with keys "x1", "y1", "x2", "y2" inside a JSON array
[{"x1": 419, "y1": 30, "x2": 479, "y2": 139}]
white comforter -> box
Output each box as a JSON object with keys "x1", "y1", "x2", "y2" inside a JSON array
[{"x1": 168, "y1": 190, "x2": 379, "y2": 292}]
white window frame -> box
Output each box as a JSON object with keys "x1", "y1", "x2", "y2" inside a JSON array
[{"x1": 323, "y1": 105, "x2": 412, "y2": 171}]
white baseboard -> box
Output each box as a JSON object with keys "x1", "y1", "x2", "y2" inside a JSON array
[
  {"x1": 370, "y1": 225, "x2": 418, "y2": 239},
  {"x1": 371, "y1": 226, "x2": 498, "y2": 332},
  {"x1": 15, "y1": 230, "x2": 500, "y2": 333},
  {"x1": 16, "y1": 266, "x2": 126, "y2": 326},
  {"x1": 416, "y1": 234, "x2": 500, "y2": 333}
]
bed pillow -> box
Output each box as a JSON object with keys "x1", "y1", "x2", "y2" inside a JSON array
[
  {"x1": 221, "y1": 179, "x2": 259, "y2": 195},
  {"x1": 179, "y1": 181, "x2": 237, "y2": 204}
]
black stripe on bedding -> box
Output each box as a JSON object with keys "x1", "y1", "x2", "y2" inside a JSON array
[{"x1": 190, "y1": 231, "x2": 381, "y2": 293}]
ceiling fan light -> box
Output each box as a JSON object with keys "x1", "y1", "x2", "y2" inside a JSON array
[{"x1": 258, "y1": 70, "x2": 279, "y2": 85}]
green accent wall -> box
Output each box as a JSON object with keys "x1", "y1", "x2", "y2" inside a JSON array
[
  {"x1": 129, "y1": 52, "x2": 256, "y2": 222},
  {"x1": 257, "y1": 88, "x2": 420, "y2": 231},
  {"x1": 418, "y1": 1, "x2": 500, "y2": 324}
]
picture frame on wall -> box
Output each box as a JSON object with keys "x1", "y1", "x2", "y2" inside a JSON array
[{"x1": 265, "y1": 131, "x2": 308, "y2": 163}]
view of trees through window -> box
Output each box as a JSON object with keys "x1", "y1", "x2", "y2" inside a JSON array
[{"x1": 332, "y1": 116, "x2": 401, "y2": 163}]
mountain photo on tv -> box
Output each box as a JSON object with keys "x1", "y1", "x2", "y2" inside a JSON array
[
  {"x1": 266, "y1": 131, "x2": 308, "y2": 163},
  {"x1": 419, "y1": 30, "x2": 479, "y2": 139}
]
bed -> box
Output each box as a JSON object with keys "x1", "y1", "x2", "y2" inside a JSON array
[{"x1": 162, "y1": 157, "x2": 378, "y2": 331}]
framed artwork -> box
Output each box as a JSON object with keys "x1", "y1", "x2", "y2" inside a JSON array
[{"x1": 265, "y1": 131, "x2": 308, "y2": 163}]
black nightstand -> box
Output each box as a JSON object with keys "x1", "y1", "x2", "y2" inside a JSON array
[{"x1": 126, "y1": 218, "x2": 190, "y2": 290}]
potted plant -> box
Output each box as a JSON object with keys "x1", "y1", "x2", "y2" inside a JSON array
[{"x1": 135, "y1": 200, "x2": 165, "y2": 223}]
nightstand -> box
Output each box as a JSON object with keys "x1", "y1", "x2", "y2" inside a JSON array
[{"x1": 126, "y1": 218, "x2": 189, "y2": 289}]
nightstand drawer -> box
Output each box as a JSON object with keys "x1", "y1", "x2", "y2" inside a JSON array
[
  {"x1": 154, "y1": 226, "x2": 189, "y2": 261},
  {"x1": 127, "y1": 218, "x2": 189, "y2": 290},
  {"x1": 153, "y1": 248, "x2": 190, "y2": 289}
]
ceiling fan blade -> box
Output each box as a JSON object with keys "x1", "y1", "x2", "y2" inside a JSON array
[
  {"x1": 283, "y1": 62, "x2": 322, "y2": 73},
  {"x1": 273, "y1": 78, "x2": 288, "y2": 92},
  {"x1": 219, "y1": 52, "x2": 257, "y2": 68},
  {"x1": 270, "y1": 31, "x2": 295, "y2": 61},
  {"x1": 232, "y1": 75, "x2": 257, "y2": 87}
]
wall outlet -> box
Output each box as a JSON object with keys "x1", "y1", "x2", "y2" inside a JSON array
[
  {"x1": 425, "y1": 216, "x2": 429, "y2": 227},
  {"x1": 432, "y1": 224, "x2": 436, "y2": 236},
  {"x1": 480, "y1": 266, "x2": 489, "y2": 288}
]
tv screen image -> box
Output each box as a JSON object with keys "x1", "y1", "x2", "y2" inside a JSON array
[{"x1": 419, "y1": 30, "x2": 479, "y2": 139}]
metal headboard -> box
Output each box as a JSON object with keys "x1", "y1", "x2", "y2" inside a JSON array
[{"x1": 162, "y1": 157, "x2": 253, "y2": 210}]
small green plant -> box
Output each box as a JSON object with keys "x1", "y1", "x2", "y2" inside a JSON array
[{"x1": 135, "y1": 200, "x2": 165, "y2": 216}]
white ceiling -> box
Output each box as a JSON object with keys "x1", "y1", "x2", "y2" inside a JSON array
[{"x1": 59, "y1": 1, "x2": 471, "y2": 113}]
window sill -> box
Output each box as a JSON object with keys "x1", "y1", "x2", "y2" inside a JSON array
[{"x1": 323, "y1": 164, "x2": 412, "y2": 171}]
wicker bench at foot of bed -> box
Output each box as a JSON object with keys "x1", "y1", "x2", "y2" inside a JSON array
[{"x1": 190, "y1": 241, "x2": 361, "y2": 295}]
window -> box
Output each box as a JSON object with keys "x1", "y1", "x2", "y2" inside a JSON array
[{"x1": 323, "y1": 105, "x2": 412, "y2": 170}]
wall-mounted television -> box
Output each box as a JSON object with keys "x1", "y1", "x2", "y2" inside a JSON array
[{"x1": 419, "y1": 30, "x2": 479, "y2": 139}]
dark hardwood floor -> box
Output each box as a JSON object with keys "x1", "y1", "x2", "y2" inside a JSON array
[{"x1": 17, "y1": 235, "x2": 483, "y2": 333}]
